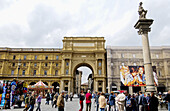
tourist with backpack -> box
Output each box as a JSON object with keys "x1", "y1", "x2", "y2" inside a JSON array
[
  {"x1": 126, "y1": 94, "x2": 132, "y2": 111},
  {"x1": 23, "y1": 94, "x2": 30, "y2": 111}
]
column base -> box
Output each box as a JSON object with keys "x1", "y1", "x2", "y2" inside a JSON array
[
  {"x1": 129, "y1": 86, "x2": 133, "y2": 95},
  {"x1": 146, "y1": 85, "x2": 156, "y2": 92}
]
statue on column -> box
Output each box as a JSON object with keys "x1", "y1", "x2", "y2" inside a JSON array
[{"x1": 138, "y1": 2, "x2": 147, "y2": 19}]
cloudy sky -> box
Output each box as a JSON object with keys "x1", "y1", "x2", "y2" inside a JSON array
[{"x1": 0, "y1": 0, "x2": 170, "y2": 83}]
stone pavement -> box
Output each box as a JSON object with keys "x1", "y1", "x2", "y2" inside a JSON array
[
  {"x1": 1, "y1": 98, "x2": 168, "y2": 111},
  {"x1": 1, "y1": 98, "x2": 96, "y2": 111}
]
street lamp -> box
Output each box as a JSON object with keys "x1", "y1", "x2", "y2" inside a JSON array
[{"x1": 17, "y1": 59, "x2": 21, "y2": 80}]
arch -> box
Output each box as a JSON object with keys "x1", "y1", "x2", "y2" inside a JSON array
[
  {"x1": 72, "y1": 62, "x2": 95, "y2": 76},
  {"x1": 30, "y1": 82, "x2": 36, "y2": 85},
  {"x1": 43, "y1": 82, "x2": 48, "y2": 86},
  {"x1": 52, "y1": 82, "x2": 60, "y2": 93},
  {"x1": 72, "y1": 62, "x2": 95, "y2": 93}
]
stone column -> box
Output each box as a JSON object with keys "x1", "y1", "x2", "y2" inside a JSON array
[
  {"x1": 68, "y1": 80, "x2": 71, "y2": 94},
  {"x1": 1, "y1": 61, "x2": 5, "y2": 76},
  {"x1": 61, "y1": 59, "x2": 65, "y2": 75},
  {"x1": 60, "y1": 80, "x2": 64, "y2": 92},
  {"x1": 102, "y1": 59, "x2": 105, "y2": 75},
  {"x1": 129, "y1": 86, "x2": 133, "y2": 95},
  {"x1": 164, "y1": 60, "x2": 170, "y2": 91},
  {"x1": 38, "y1": 62, "x2": 41, "y2": 76},
  {"x1": 107, "y1": 58, "x2": 112, "y2": 93},
  {"x1": 50, "y1": 62, "x2": 53, "y2": 76},
  {"x1": 48, "y1": 81, "x2": 51, "y2": 87},
  {"x1": 117, "y1": 82, "x2": 121, "y2": 90},
  {"x1": 95, "y1": 80, "x2": 98, "y2": 92},
  {"x1": 69, "y1": 59, "x2": 72, "y2": 75},
  {"x1": 134, "y1": 19, "x2": 155, "y2": 92},
  {"x1": 78, "y1": 71, "x2": 82, "y2": 94},
  {"x1": 102, "y1": 80, "x2": 106, "y2": 93}
]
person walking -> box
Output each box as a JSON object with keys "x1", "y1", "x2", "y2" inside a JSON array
[
  {"x1": 148, "y1": 92, "x2": 159, "y2": 111},
  {"x1": 109, "y1": 91, "x2": 115, "y2": 111},
  {"x1": 115, "y1": 92, "x2": 126, "y2": 111},
  {"x1": 23, "y1": 94, "x2": 30, "y2": 111},
  {"x1": 79, "y1": 90, "x2": 85, "y2": 111},
  {"x1": 95, "y1": 92, "x2": 100, "y2": 111},
  {"x1": 52, "y1": 93, "x2": 58, "y2": 108},
  {"x1": 45, "y1": 92, "x2": 50, "y2": 105},
  {"x1": 36, "y1": 92, "x2": 42, "y2": 111},
  {"x1": 57, "y1": 91, "x2": 65, "y2": 111},
  {"x1": 29, "y1": 92, "x2": 36, "y2": 111},
  {"x1": 164, "y1": 90, "x2": 170, "y2": 111},
  {"x1": 98, "y1": 93, "x2": 106, "y2": 111},
  {"x1": 51, "y1": 91, "x2": 55, "y2": 105},
  {"x1": 70, "y1": 93, "x2": 73, "y2": 101},
  {"x1": 86, "y1": 90, "x2": 92, "y2": 111},
  {"x1": 65, "y1": 93, "x2": 68, "y2": 102}
]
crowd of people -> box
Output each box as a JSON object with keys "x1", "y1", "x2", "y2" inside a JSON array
[
  {"x1": 78, "y1": 90, "x2": 170, "y2": 111},
  {"x1": 2, "y1": 88, "x2": 169, "y2": 111}
]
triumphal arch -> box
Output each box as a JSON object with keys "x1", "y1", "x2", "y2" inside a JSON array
[
  {"x1": 60, "y1": 37, "x2": 106, "y2": 93},
  {"x1": 0, "y1": 37, "x2": 106, "y2": 94}
]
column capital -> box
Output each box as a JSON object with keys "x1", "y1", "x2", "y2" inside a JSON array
[{"x1": 134, "y1": 19, "x2": 153, "y2": 35}]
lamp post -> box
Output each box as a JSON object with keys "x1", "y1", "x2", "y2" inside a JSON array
[{"x1": 17, "y1": 59, "x2": 21, "y2": 80}]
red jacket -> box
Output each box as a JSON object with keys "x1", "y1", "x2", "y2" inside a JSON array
[{"x1": 86, "y1": 93, "x2": 92, "y2": 103}]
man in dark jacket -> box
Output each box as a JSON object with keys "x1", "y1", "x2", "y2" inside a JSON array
[
  {"x1": 149, "y1": 92, "x2": 159, "y2": 111},
  {"x1": 29, "y1": 92, "x2": 36, "y2": 111},
  {"x1": 164, "y1": 90, "x2": 170, "y2": 111}
]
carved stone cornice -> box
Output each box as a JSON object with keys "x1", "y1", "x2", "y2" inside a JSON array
[{"x1": 134, "y1": 19, "x2": 154, "y2": 35}]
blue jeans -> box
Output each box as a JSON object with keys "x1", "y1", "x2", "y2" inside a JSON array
[
  {"x1": 36, "y1": 102, "x2": 41, "y2": 111},
  {"x1": 29, "y1": 104, "x2": 34, "y2": 111},
  {"x1": 168, "y1": 102, "x2": 170, "y2": 111},
  {"x1": 100, "y1": 108, "x2": 105, "y2": 111},
  {"x1": 45, "y1": 101, "x2": 49, "y2": 105},
  {"x1": 96, "y1": 104, "x2": 99, "y2": 111}
]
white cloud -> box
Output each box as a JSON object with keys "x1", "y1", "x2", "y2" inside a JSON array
[{"x1": 0, "y1": 0, "x2": 170, "y2": 82}]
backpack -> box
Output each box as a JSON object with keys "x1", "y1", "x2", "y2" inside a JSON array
[{"x1": 126, "y1": 98, "x2": 131, "y2": 107}]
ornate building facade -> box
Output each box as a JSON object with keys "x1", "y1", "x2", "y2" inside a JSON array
[
  {"x1": 1, "y1": 37, "x2": 170, "y2": 94},
  {"x1": 0, "y1": 37, "x2": 106, "y2": 94},
  {"x1": 107, "y1": 46, "x2": 170, "y2": 93}
]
